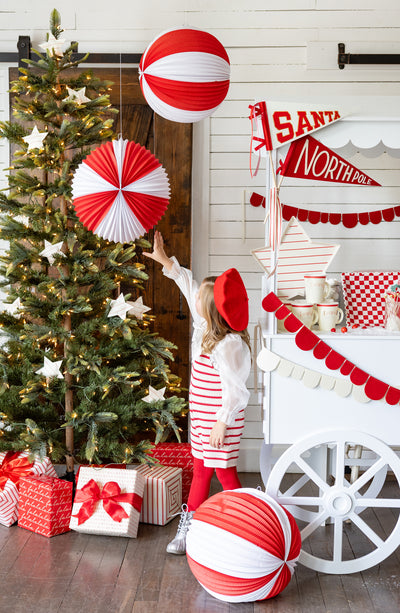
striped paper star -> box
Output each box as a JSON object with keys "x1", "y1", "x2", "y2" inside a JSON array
[{"x1": 252, "y1": 217, "x2": 340, "y2": 300}]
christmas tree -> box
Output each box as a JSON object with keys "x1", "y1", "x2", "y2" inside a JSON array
[{"x1": 0, "y1": 10, "x2": 186, "y2": 473}]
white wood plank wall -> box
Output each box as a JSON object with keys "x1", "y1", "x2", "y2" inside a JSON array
[{"x1": 1, "y1": 1, "x2": 400, "y2": 470}]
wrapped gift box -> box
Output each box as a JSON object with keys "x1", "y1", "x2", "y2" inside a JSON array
[
  {"x1": 148, "y1": 443, "x2": 193, "y2": 502},
  {"x1": 342, "y1": 271, "x2": 400, "y2": 328},
  {"x1": 0, "y1": 451, "x2": 57, "y2": 527},
  {"x1": 134, "y1": 464, "x2": 182, "y2": 525},
  {"x1": 69, "y1": 467, "x2": 145, "y2": 538},
  {"x1": 18, "y1": 475, "x2": 73, "y2": 537},
  {"x1": 75, "y1": 463, "x2": 126, "y2": 482}
]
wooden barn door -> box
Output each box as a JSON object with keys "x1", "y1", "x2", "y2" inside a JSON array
[
  {"x1": 9, "y1": 67, "x2": 192, "y2": 416},
  {"x1": 102, "y1": 68, "x2": 192, "y2": 401}
]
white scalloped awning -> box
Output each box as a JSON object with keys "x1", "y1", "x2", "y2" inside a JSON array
[{"x1": 314, "y1": 117, "x2": 400, "y2": 157}]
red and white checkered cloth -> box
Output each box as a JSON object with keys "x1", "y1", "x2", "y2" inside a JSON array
[{"x1": 342, "y1": 271, "x2": 400, "y2": 328}]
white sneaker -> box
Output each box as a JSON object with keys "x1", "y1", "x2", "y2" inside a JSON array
[{"x1": 166, "y1": 505, "x2": 194, "y2": 555}]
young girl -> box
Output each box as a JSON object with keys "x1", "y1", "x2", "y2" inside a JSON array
[{"x1": 144, "y1": 231, "x2": 251, "y2": 554}]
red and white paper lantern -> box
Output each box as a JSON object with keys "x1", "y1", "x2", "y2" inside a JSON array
[
  {"x1": 139, "y1": 28, "x2": 230, "y2": 123},
  {"x1": 72, "y1": 137, "x2": 170, "y2": 244},
  {"x1": 186, "y1": 488, "x2": 301, "y2": 603}
]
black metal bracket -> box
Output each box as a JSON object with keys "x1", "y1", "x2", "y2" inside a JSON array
[
  {"x1": 338, "y1": 42, "x2": 400, "y2": 69},
  {"x1": 0, "y1": 35, "x2": 141, "y2": 67},
  {"x1": 17, "y1": 35, "x2": 31, "y2": 67}
]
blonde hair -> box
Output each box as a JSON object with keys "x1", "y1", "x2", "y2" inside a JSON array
[{"x1": 199, "y1": 276, "x2": 251, "y2": 355}]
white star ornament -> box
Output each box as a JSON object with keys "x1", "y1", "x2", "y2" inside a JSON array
[
  {"x1": 3, "y1": 298, "x2": 22, "y2": 319},
  {"x1": 142, "y1": 386, "x2": 166, "y2": 403},
  {"x1": 23, "y1": 126, "x2": 48, "y2": 151},
  {"x1": 126, "y1": 296, "x2": 151, "y2": 320},
  {"x1": 35, "y1": 356, "x2": 64, "y2": 379},
  {"x1": 39, "y1": 240, "x2": 66, "y2": 265},
  {"x1": 39, "y1": 33, "x2": 65, "y2": 58},
  {"x1": 108, "y1": 293, "x2": 132, "y2": 320},
  {"x1": 65, "y1": 87, "x2": 91, "y2": 104}
]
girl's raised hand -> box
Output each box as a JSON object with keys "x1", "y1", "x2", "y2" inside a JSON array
[{"x1": 143, "y1": 230, "x2": 173, "y2": 269}]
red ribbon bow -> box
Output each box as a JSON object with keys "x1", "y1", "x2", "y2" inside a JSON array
[
  {"x1": 73, "y1": 479, "x2": 143, "y2": 525},
  {"x1": 0, "y1": 451, "x2": 34, "y2": 492}
]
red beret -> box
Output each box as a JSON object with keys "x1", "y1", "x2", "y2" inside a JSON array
[{"x1": 214, "y1": 268, "x2": 249, "y2": 331}]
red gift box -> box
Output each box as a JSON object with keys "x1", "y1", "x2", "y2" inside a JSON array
[
  {"x1": 149, "y1": 443, "x2": 193, "y2": 502},
  {"x1": 18, "y1": 475, "x2": 73, "y2": 537},
  {"x1": 0, "y1": 451, "x2": 57, "y2": 527},
  {"x1": 342, "y1": 271, "x2": 400, "y2": 328}
]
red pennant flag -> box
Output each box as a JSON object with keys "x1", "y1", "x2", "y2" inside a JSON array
[
  {"x1": 279, "y1": 134, "x2": 381, "y2": 186},
  {"x1": 250, "y1": 101, "x2": 343, "y2": 152}
]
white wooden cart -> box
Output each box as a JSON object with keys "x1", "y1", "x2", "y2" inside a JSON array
[{"x1": 257, "y1": 112, "x2": 400, "y2": 575}]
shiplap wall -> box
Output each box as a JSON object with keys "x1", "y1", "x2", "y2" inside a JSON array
[{"x1": 1, "y1": 0, "x2": 400, "y2": 470}]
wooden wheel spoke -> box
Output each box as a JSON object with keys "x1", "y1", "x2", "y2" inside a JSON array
[
  {"x1": 301, "y1": 510, "x2": 330, "y2": 541},
  {"x1": 335, "y1": 440, "x2": 345, "y2": 486},
  {"x1": 355, "y1": 498, "x2": 400, "y2": 509},
  {"x1": 333, "y1": 517, "x2": 343, "y2": 563},
  {"x1": 277, "y1": 496, "x2": 322, "y2": 506},
  {"x1": 348, "y1": 457, "x2": 387, "y2": 495},
  {"x1": 281, "y1": 473, "x2": 310, "y2": 497},
  {"x1": 349, "y1": 512, "x2": 384, "y2": 548},
  {"x1": 295, "y1": 455, "x2": 329, "y2": 493}
]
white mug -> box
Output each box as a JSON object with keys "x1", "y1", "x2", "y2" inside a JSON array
[
  {"x1": 317, "y1": 302, "x2": 344, "y2": 331},
  {"x1": 304, "y1": 275, "x2": 330, "y2": 304},
  {"x1": 290, "y1": 301, "x2": 318, "y2": 329},
  {"x1": 277, "y1": 302, "x2": 292, "y2": 332}
]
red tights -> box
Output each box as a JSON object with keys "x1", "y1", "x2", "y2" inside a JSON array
[{"x1": 186, "y1": 457, "x2": 242, "y2": 512}]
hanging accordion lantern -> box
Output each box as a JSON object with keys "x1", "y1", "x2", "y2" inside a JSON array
[{"x1": 139, "y1": 27, "x2": 230, "y2": 123}]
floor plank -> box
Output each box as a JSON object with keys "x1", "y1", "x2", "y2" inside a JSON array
[{"x1": 1, "y1": 473, "x2": 399, "y2": 612}]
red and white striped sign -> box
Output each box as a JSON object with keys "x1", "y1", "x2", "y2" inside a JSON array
[
  {"x1": 252, "y1": 217, "x2": 340, "y2": 299},
  {"x1": 279, "y1": 134, "x2": 381, "y2": 186},
  {"x1": 250, "y1": 101, "x2": 343, "y2": 152},
  {"x1": 135, "y1": 464, "x2": 182, "y2": 525}
]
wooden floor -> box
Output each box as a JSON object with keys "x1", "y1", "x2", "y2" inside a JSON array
[{"x1": 1, "y1": 473, "x2": 399, "y2": 613}]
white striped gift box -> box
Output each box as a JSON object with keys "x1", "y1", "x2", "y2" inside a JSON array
[
  {"x1": 70, "y1": 467, "x2": 145, "y2": 538},
  {"x1": 134, "y1": 464, "x2": 182, "y2": 526},
  {"x1": 0, "y1": 451, "x2": 57, "y2": 527}
]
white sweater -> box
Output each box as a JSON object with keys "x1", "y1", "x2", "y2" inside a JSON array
[{"x1": 163, "y1": 257, "x2": 251, "y2": 425}]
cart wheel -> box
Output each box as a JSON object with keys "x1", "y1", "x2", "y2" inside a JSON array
[
  {"x1": 265, "y1": 429, "x2": 400, "y2": 574},
  {"x1": 261, "y1": 441, "x2": 387, "y2": 526}
]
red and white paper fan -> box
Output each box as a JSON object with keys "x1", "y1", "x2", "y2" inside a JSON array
[
  {"x1": 139, "y1": 28, "x2": 230, "y2": 123},
  {"x1": 72, "y1": 138, "x2": 170, "y2": 243}
]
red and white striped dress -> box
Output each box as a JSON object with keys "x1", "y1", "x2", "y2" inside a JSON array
[{"x1": 189, "y1": 354, "x2": 245, "y2": 469}]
